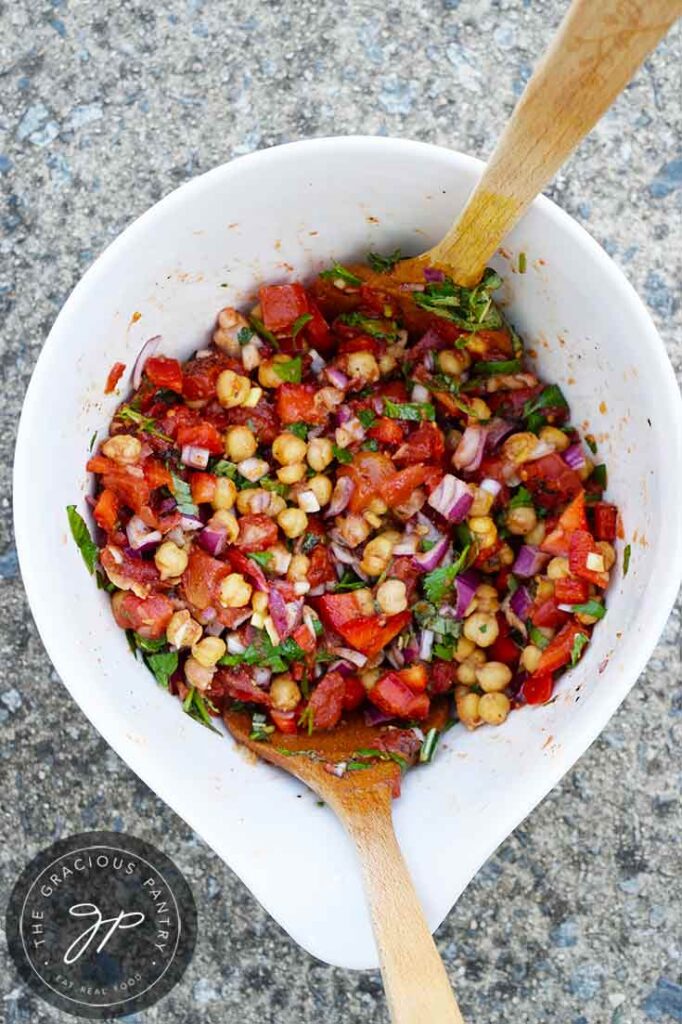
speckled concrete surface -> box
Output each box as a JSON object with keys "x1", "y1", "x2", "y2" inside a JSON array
[{"x1": 1, "y1": 2, "x2": 681, "y2": 1022}]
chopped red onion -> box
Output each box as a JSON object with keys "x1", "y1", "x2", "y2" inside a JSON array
[
  {"x1": 309, "y1": 349, "x2": 326, "y2": 374},
  {"x1": 364, "y1": 705, "x2": 395, "y2": 726},
  {"x1": 454, "y1": 574, "x2": 478, "y2": 618},
  {"x1": 131, "y1": 335, "x2": 161, "y2": 390},
  {"x1": 323, "y1": 761, "x2": 347, "y2": 778},
  {"x1": 226, "y1": 634, "x2": 246, "y2": 655},
  {"x1": 180, "y1": 514, "x2": 203, "y2": 531},
  {"x1": 198, "y1": 606, "x2": 217, "y2": 624},
  {"x1": 424, "y1": 267, "x2": 445, "y2": 282},
  {"x1": 285, "y1": 600, "x2": 304, "y2": 634},
  {"x1": 158, "y1": 496, "x2": 177, "y2": 515},
  {"x1": 126, "y1": 515, "x2": 162, "y2": 551},
  {"x1": 453, "y1": 425, "x2": 487, "y2": 472},
  {"x1": 563, "y1": 442, "x2": 586, "y2": 470},
  {"x1": 393, "y1": 535, "x2": 419, "y2": 556},
  {"x1": 485, "y1": 418, "x2": 515, "y2": 450},
  {"x1": 307, "y1": 584, "x2": 326, "y2": 597},
  {"x1": 398, "y1": 282, "x2": 426, "y2": 293},
  {"x1": 204, "y1": 620, "x2": 225, "y2": 637},
  {"x1": 198, "y1": 525, "x2": 227, "y2": 557},
  {"x1": 419, "y1": 629, "x2": 434, "y2": 662},
  {"x1": 512, "y1": 545, "x2": 551, "y2": 578},
  {"x1": 412, "y1": 535, "x2": 450, "y2": 572},
  {"x1": 408, "y1": 328, "x2": 450, "y2": 361},
  {"x1": 480, "y1": 477, "x2": 502, "y2": 497},
  {"x1": 386, "y1": 642, "x2": 406, "y2": 670},
  {"x1": 330, "y1": 646, "x2": 367, "y2": 668},
  {"x1": 253, "y1": 666, "x2": 272, "y2": 688},
  {"x1": 427, "y1": 474, "x2": 473, "y2": 523},
  {"x1": 181, "y1": 445, "x2": 210, "y2": 470},
  {"x1": 331, "y1": 542, "x2": 356, "y2": 567},
  {"x1": 326, "y1": 476, "x2": 354, "y2": 517},
  {"x1": 268, "y1": 588, "x2": 290, "y2": 638},
  {"x1": 423, "y1": 351, "x2": 435, "y2": 372},
  {"x1": 326, "y1": 366, "x2": 349, "y2": 390},
  {"x1": 403, "y1": 638, "x2": 420, "y2": 663},
  {"x1": 165, "y1": 526, "x2": 185, "y2": 546},
  {"x1": 510, "y1": 585, "x2": 533, "y2": 620},
  {"x1": 416, "y1": 511, "x2": 443, "y2": 544},
  {"x1": 411, "y1": 383, "x2": 430, "y2": 403}
]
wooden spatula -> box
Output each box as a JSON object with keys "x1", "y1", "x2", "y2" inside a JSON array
[
  {"x1": 401, "y1": 0, "x2": 682, "y2": 287},
  {"x1": 224, "y1": 701, "x2": 465, "y2": 1024}
]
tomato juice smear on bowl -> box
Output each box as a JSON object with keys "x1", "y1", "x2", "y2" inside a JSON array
[{"x1": 69, "y1": 252, "x2": 619, "y2": 778}]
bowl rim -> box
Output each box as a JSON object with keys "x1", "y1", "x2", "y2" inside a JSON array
[{"x1": 13, "y1": 135, "x2": 682, "y2": 964}]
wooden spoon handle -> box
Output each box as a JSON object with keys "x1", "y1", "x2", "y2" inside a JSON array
[
  {"x1": 343, "y1": 791, "x2": 464, "y2": 1024},
  {"x1": 426, "y1": 0, "x2": 681, "y2": 285}
]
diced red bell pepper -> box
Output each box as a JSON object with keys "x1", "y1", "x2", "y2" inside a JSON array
[
  {"x1": 292, "y1": 623, "x2": 316, "y2": 654},
  {"x1": 569, "y1": 530, "x2": 609, "y2": 588},
  {"x1": 143, "y1": 459, "x2": 172, "y2": 490},
  {"x1": 276, "y1": 383, "x2": 327, "y2": 425},
  {"x1": 259, "y1": 283, "x2": 310, "y2": 334},
  {"x1": 342, "y1": 674, "x2": 366, "y2": 711},
  {"x1": 541, "y1": 490, "x2": 588, "y2": 556},
  {"x1": 368, "y1": 672, "x2": 430, "y2": 720},
  {"x1": 490, "y1": 634, "x2": 521, "y2": 666},
  {"x1": 393, "y1": 422, "x2": 445, "y2": 464},
  {"x1": 111, "y1": 591, "x2": 174, "y2": 640},
  {"x1": 87, "y1": 454, "x2": 116, "y2": 475},
  {"x1": 105, "y1": 361, "x2": 126, "y2": 394},
  {"x1": 308, "y1": 670, "x2": 346, "y2": 730},
  {"x1": 306, "y1": 544, "x2": 336, "y2": 588},
  {"x1": 382, "y1": 465, "x2": 430, "y2": 506},
  {"x1": 234, "y1": 514, "x2": 279, "y2": 553},
  {"x1": 176, "y1": 421, "x2": 224, "y2": 455},
  {"x1": 340, "y1": 452, "x2": 395, "y2": 513},
  {"x1": 553, "y1": 577, "x2": 590, "y2": 604},
  {"x1": 396, "y1": 664, "x2": 428, "y2": 692},
  {"x1": 337, "y1": 334, "x2": 384, "y2": 356},
  {"x1": 536, "y1": 619, "x2": 590, "y2": 674},
  {"x1": 270, "y1": 709, "x2": 298, "y2": 734},
  {"x1": 520, "y1": 453, "x2": 582, "y2": 509},
  {"x1": 102, "y1": 467, "x2": 152, "y2": 515},
  {"x1": 337, "y1": 612, "x2": 412, "y2": 658},
  {"x1": 592, "y1": 502, "x2": 618, "y2": 542},
  {"x1": 316, "y1": 591, "x2": 366, "y2": 633},
  {"x1": 93, "y1": 489, "x2": 119, "y2": 533},
  {"x1": 181, "y1": 548, "x2": 230, "y2": 610},
  {"x1": 531, "y1": 598, "x2": 569, "y2": 629},
  {"x1": 367, "y1": 417, "x2": 405, "y2": 446},
  {"x1": 190, "y1": 471, "x2": 217, "y2": 505},
  {"x1": 303, "y1": 298, "x2": 332, "y2": 353},
  {"x1": 428, "y1": 661, "x2": 458, "y2": 695},
  {"x1": 521, "y1": 671, "x2": 554, "y2": 705},
  {"x1": 145, "y1": 355, "x2": 184, "y2": 394}
]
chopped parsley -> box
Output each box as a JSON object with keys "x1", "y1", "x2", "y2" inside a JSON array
[
  {"x1": 66, "y1": 505, "x2": 99, "y2": 574},
  {"x1": 471, "y1": 358, "x2": 522, "y2": 376},
  {"x1": 383, "y1": 398, "x2": 436, "y2": 422},
  {"x1": 413, "y1": 267, "x2": 504, "y2": 332},
  {"x1": 301, "y1": 532, "x2": 321, "y2": 554},
  {"x1": 248, "y1": 551, "x2": 274, "y2": 569},
  {"x1": 298, "y1": 704, "x2": 315, "y2": 735},
  {"x1": 170, "y1": 472, "x2": 199, "y2": 516},
  {"x1": 248, "y1": 315, "x2": 279, "y2": 347},
  {"x1": 585, "y1": 434, "x2": 598, "y2": 454},
  {"x1": 358, "y1": 408, "x2": 377, "y2": 430},
  {"x1": 260, "y1": 476, "x2": 289, "y2": 496},
  {"x1": 623, "y1": 544, "x2": 631, "y2": 576},
  {"x1": 361, "y1": 439, "x2": 379, "y2": 451},
  {"x1": 338, "y1": 312, "x2": 398, "y2": 340},
  {"x1": 273, "y1": 356, "x2": 302, "y2": 384},
  {"x1": 565, "y1": 600, "x2": 605, "y2": 620},
  {"x1": 288, "y1": 422, "x2": 310, "y2": 440},
  {"x1": 291, "y1": 313, "x2": 312, "y2": 339},
  {"x1": 334, "y1": 570, "x2": 366, "y2": 592},
  {"x1": 116, "y1": 406, "x2": 172, "y2": 441},
  {"x1": 88, "y1": 431, "x2": 98, "y2": 452},
  {"x1": 592, "y1": 464, "x2": 608, "y2": 489},
  {"x1": 570, "y1": 632, "x2": 589, "y2": 667},
  {"x1": 509, "y1": 486, "x2": 534, "y2": 509},
  {"x1": 518, "y1": 252, "x2": 527, "y2": 274},
  {"x1": 367, "y1": 248, "x2": 402, "y2": 273},
  {"x1": 182, "y1": 687, "x2": 220, "y2": 732},
  {"x1": 522, "y1": 385, "x2": 569, "y2": 433},
  {"x1": 419, "y1": 728, "x2": 440, "y2": 764},
  {"x1": 237, "y1": 326, "x2": 254, "y2": 345},
  {"x1": 332, "y1": 444, "x2": 353, "y2": 464},
  {"x1": 423, "y1": 545, "x2": 471, "y2": 604},
  {"x1": 146, "y1": 649, "x2": 179, "y2": 689},
  {"x1": 219, "y1": 632, "x2": 305, "y2": 674},
  {"x1": 319, "y1": 262, "x2": 362, "y2": 287},
  {"x1": 528, "y1": 625, "x2": 550, "y2": 650},
  {"x1": 250, "y1": 712, "x2": 275, "y2": 741},
  {"x1": 351, "y1": 747, "x2": 408, "y2": 770}
]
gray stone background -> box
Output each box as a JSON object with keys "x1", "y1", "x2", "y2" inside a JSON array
[{"x1": 1, "y1": 0, "x2": 680, "y2": 1021}]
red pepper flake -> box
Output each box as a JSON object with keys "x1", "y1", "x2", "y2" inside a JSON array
[{"x1": 104, "y1": 361, "x2": 126, "y2": 394}]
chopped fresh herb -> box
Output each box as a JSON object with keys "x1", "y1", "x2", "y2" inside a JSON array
[
  {"x1": 338, "y1": 312, "x2": 398, "y2": 340},
  {"x1": 182, "y1": 688, "x2": 220, "y2": 732},
  {"x1": 507, "y1": 573, "x2": 519, "y2": 595},
  {"x1": 509, "y1": 486, "x2": 534, "y2": 509},
  {"x1": 413, "y1": 267, "x2": 503, "y2": 332},
  {"x1": 471, "y1": 358, "x2": 522, "y2": 376},
  {"x1": 248, "y1": 315, "x2": 279, "y2": 347},
  {"x1": 456, "y1": 522, "x2": 473, "y2": 549},
  {"x1": 312, "y1": 618, "x2": 324, "y2": 638},
  {"x1": 66, "y1": 505, "x2": 99, "y2": 574},
  {"x1": 423, "y1": 545, "x2": 471, "y2": 604},
  {"x1": 433, "y1": 642, "x2": 454, "y2": 661},
  {"x1": 421, "y1": 539, "x2": 437, "y2": 553},
  {"x1": 299, "y1": 704, "x2": 315, "y2": 736},
  {"x1": 260, "y1": 476, "x2": 289, "y2": 496},
  {"x1": 383, "y1": 398, "x2": 436, "y2": 422},
  {"x1": 301, "y1": 532, "x2": 320, "y2": 554},
  {"x1": 529, "y1": 625, "x2": 550, "y2": 650},
  {"x1": 314, "y1": 650, "x2": 336, "y2": 663},
  {"x1": 332, "y1": 444, "x2": 353, "y2": 464},
  {"x1": 358, "y1": 408, "x2": 377, "y2": 430},
  {"x1": 273, "y1": 356, "x2": 302, "y2": 384},
  {"x1": 96, "y1": 570, "x2": 116, "y2": 592},
  {"x1": 278, "y1": 637, "x2": 306, "y2": 662},
  {"x1": 361, "y1": 439, "x2": 379, "y2": 451},
  {"x1": 250, "y1": 711, "x2": 275, "y2": 741},
  {"x1": 570, "y1": 632, "x2": 589, "y2": 667},
  {"x1": 237, "y1": 326, "x2": 254, "y2": 345},
  {"x1": 126, "y1": 629, "x2": 138, "y2": 656},
  {"x1": 132, "y1": 633, "x2": 167, "y2": 653},
  {"x1": 518, "y1": 252, "x2": 527, "y2": 274},
  {"x1": 334, "y1": 570, "x2": 366, "y2": 592},
  {"x1": 288, "y1": 422, "x2": 310, "y2": 440},
  {"x1": 367, "y1": 248, "x2": 402, "y2": 273},
  {"x1": 212, "y1": 459, "x2": 237, "y2": 478},
  {"x1": 170, "y1": 472, "x2": 199, "y2": 516},
  {"x1": 291, "y1": 313, "x2": 313, "y2": 339},
  {"x1": 585, "y1": 434, "x2": 598, "y2": 454},
  {"x1": 248, "y1": 551, "x2": 273, "y2": 569},
  {"x1": 566, "y1": 600, "x2": 606, "y2": 620},
  {"x1": 352, "y1": 747, "x2": 408, "y2": 770},
  {"x1": 419, "y1": 728, "x2": 440, "y2": 763},
  {"x1": 592, "y1": 464, "x2": 607, "y2": 489},
  {"x1": 88, "y1": 431, "x2": 98, "y2": 452},
  {"x1": 623, "y1": 544, "x2": 631, "y2": 576},
  {"x1": 146, "y1": 649, "x2": 178, "y2": 689},
  {"x1": 319, "y1": 262, "x2": 362, "y2": 287},
  {"x1": 116, "y1": 406, "x2": 172, "y2": 441},
  {"x1": 218, "y1": 631, "x2": 305, "y2": 674},
  {"x1": 523, "y1": 385, "x2": 569, "y2": 434}
]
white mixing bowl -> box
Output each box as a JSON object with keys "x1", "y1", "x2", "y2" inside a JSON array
[{"x1": 14, "y1": 137, "x2": 682, "y2": 969}]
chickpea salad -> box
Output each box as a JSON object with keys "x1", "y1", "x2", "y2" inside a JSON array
[{"x1": 69, "y1": 251, "x2": 623, "y2": 774}]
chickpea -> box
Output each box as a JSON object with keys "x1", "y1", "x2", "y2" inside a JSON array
[
  {"x1": 525, "y1": 521, "x2": 546, "y2": 547},
  {"x1": 536, "y1": 578, "x2": 555, "y2": 601},
  {"x1": 236, "y1": 488, "x2": 263, "y2": 515},
  {"x1": 241, "y1": 341, "x2": 262, "y2": 372},
  {"x1": 270, "y1": 674, "x2": 302, "y2": 712},
  {"x1": 596, "y1": 541, "x2": 616, "y2": 570},
  {"x1": 166, "y1": 610, "x2": 203, "y2": 649},
  {"x1": 539, "y1": 425, "x2": 570, "y2": 452},
  {"x1": 277, "y1": 462, "x2": 307, "y2": 485},
  {"x1": 211, "y1": 477, "x2": 237, "y2": 511},
  {"x1": 468, "y1": 397, "x2": 491, "y2": 422},
  {"x1": 238, "y1": 457, "x2": 269, "y2": 483},
  {"x1": 102, "y1": 434, "x2": 141, "y2": 465},
  {"x1": 468, "y1": 516, "x2": 498, "y2": 550},
  {"x1": 258, "y1": 354, "x2": 292, "y2": 389},
  {"x1": 243, "y1": 386, "x2": 263, "y2": 408},
  {"x1": 154, "y1": 541, "x2": 188, "y2": 581},
  {"x1": 277, "y1": 507, "x2": 308, "y2": 539},
  {"x1": 547, "y1": 556, "x2": 570, "y2": 580},
  {"x1": 479, "y1": 692, "x2": 511, "y2": 726},
  {"x1": 346, "y1": 351, "x2": 379, "y2": 382},
  {"x1": 502, "y1": 432, "x2": 541, "y2": 465},
  {"x1": 216, "y1": 369, "x2": 251, "y2": 408},
  {"x1": 252, "y1": 591, "x2": 269, "y2": 614},
  {"x1": 378, "y1": 352, "x2": 397, "y2": 376},
  {"x1": 476, "y1": 661, "x2": 512, "y2": 693},
  {"x1": 209, "y1": 510, "x2": 239, "y2": 542},
  {"x1": 454, "y1": 636, "x2": 476, "y2": 663},
  {"x1": 463, "y1": 612, "x2": 499, "y2": 648},
  {"x1": 307, "y1": 474, "x2": 332, "y2": 507},
  {"x1": 213, "y1": 306, "x2": 250, "y2": 356},
  {"x1": 521, "y1": 645, "x2": 543, "y2": 674},
  {"x1": 225, "y1": 425, "x2": 257, "y2": 462},
  {"x1": 579, "y1": 456, "x2": 594, "y2": 482},
  {"x1": 192, "y1": 636, "x2": 227, "y2": 668},
  {"x1": 455, "y1": 688, "x2": 481, "y2": 730},
  {"x1": 272, "y1": 432, "x2": 308, "y2": 466},
  {"x1": 359, "y1": 532, "x2": 398, "y2": 576},
  {"x1": 337, "y1": 513, "x2": 371, "y2": 548},
  {"x1": 506, "y1": 506, "x2": 538, "y2": 536},
  {"x1": 470, "y1": 487, "x2": 495, "y2": 517},
  {"x1": 456, "y1": 661, "x2": 478, "y2": 685},
  {"x1": 266, "y1": 493, "x2": 287, "y2": 517},
  {"x1": 438, "y1": 349, "x2": 470, "y2": 376},
  {"x1": 376, "y1": 579, "x2": 408, "y2": 615},
  {"x1": 360, "y1": 668, "x2": 380, "y2": 691},
  {"x1": 184, "y1": 656, "x2": 215, "y2": 692},
  {"x1": 287, "y1": 554, "x2": 309, "y2": 583},
  {"x1": 307, "y1": 436, "x2": 334, "y2": 472},
  {"x1": 218, "y1": 573, "x2": 253, "y2": 608}
]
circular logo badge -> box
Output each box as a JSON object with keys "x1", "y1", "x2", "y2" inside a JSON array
[{"x1": 6, "y1": 831, "x2": 197, "y2": 1018}]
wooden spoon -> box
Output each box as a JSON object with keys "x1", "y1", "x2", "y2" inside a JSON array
[
  {"x1": 401, "y1": 0, "x2": 682, "y2": 287},
  {"x1": 224, "y1": 702, "x2": 464, "y2": 1024}
]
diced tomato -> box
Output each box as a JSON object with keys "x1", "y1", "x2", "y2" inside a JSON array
[
  {"x1": 568, "y1": 530, "x2": 609, "y2": 588},
  {"x1": 101, "y1": 547, "x2": 161, "y2": 591},
  {"x1": 276, "y1": 383, "x2": 327, "y2": 425},
  {"x1": 378, "y1": 727, "x2": 422, "y2": 761},
  {"x1": 553, "y1": 577, "x2": 590, "y2": 604},
  {"x1": 393, "y1": 422, "x2": 445, "y2": 464},
  {"x1": 219, "y1": 399, "x2": 280, "y2": 444},
  {"x1": 338, "y1": 612, "x2": 412, "y2": 658},
  {"x1": 226, "y1": 548, "x2": 268, "y2": 593},
  {"x1": 87, "y1": 454, "x2": 116, "y2": 475},
  {"x1": 531, "y1": 597, "x2": 569, "y2": 629},
  {"x1": 520, "y1": 453, "x2": 582, "y2": 509},
  {"x1": 182, "y1": 351, "x2": 239, "y2": 402},
  {"x1": 342, "y1": 674, "x2": 366, "y2": 711},
  {"x1": 259, "y1": 283, "x2": 309, "y2": 334},
  {"x1": 93, "y1": 489, "x2": 119, "y2": 533},
  {"x1": 176, "y1": 421, "x2": 224, "y2": 455},
  {"x1": 270, "y1": 709, "x2": 298, "y2": 734},
  {"x1": 234, "y1": 514, "x2": 278, "y2": 553},
  {"x1": 316, "y1": 591, "x2": 368, "y2": 633},
  {"x1": 292, "y1": 623, "x2": 316, "y2": 654},
  {"x1": 337, "y1": 334, "x2": 384, "y2": 356},
  {"x1": 143, "y1": 459, "x2": 172, "y2": 490},
  {"x1": 303, "y1": 298, "x2": 332, "y2": 353},
  {"x1": 389, "y1": 557, "x2": 421, "y2": 604},
  {"x1": 308, "y1": 670, "x2": 346, "y2": 730},
  {"x1": 521, "y1": 671, "x2": 554, "y2": 705},
  {"x1": 378, "y1": 379, "x2": 409, "y2": 403},
  {"x1": 359, "y1": 284, "x2": 395, "y2": 318},
  {"x1": 490, "y1": 634, "x2": 521, "y2": 666},
  {"x1": 383, "y1": 465, "x2": 430, "y2": 506},
  {"x1": 592, "y1": 502, "x2": 618, "y2": 541},
  {"x1": 396, "y1": 664, "x2": 428, "y2": 692},
  {"x1": 496, "y1": 567, "x2": 513, "y2": 593},
  {"x1": 541, "y1": 490, "x2": 588, "y2": 556},
  {"x1": 487, "y1": 384, "x2": 541, "y2": 419},
  {"x1": 428, "y1": 660, "x2": 458, "y2": 695},
  {"x1": 368, "y1": 672, "x2": 430, "y2": 720},
  {"x1": 145, "y1": 356, "x2": 184, "y2": 394},
  {"x1": 190, "y1": 471, "x2": 217, "y2": 505},
  {"x1": 306, "y1": 544, "x2": 336, "y2": 588},
  {"x1": 340, "y1": 451, "x2": 395, "y2": 513},
  {"x1": 102, "y1": 467, "x2": 152, "y2": 514},
  {"x1": 367, "y1": 417, "x2": 405, "y2": 446},
  {"x1": 215, "y1": 667, "x2": 271, "y2": 706},
  {"x1": 111, "y1": 591, "x2": 174, "y2": 639},
  {"x1": 536, "y1": 619, "x2": 590, "y2": 674},
  {"x1": 181, "y1": 548, "x2": 230, "y2": 610},
  {"x1": 105, "y1": 362, "x2": 126, "y2": 394}
]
